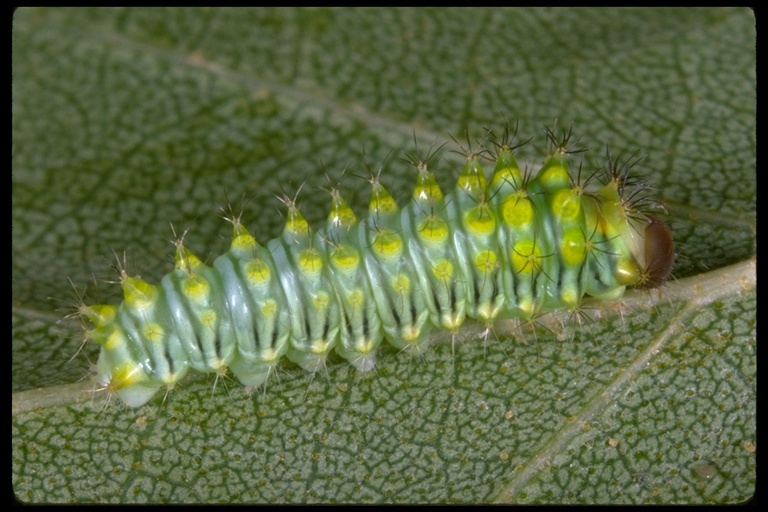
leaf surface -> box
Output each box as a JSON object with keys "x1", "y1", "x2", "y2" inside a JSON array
[{"x1": 12, "y1": 8, "x2": 755, "y2": 503}]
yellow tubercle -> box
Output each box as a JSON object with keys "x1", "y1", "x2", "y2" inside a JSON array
[
  {"x1": 539, "y1": 154, "x2": 570, "y2": 191},
  {"x1": 615, "y1": 259, "x2": 642, "y2": 286},
  {"x1": 330, "y1": 245, "x2": 360, "y2": 272},
  {"x1": 82, "y1": 304, "x2": 117, "y2": 328},
  {"x1": 417, "y1": 216, "x2": 448, "y2": 244},
  {"x1": 393, "y1": 274, "x2": 411, "y2": 294},
  {"x1": 595, "y1": 182, "x2": 630, "y2": 236},
  {"x1": 284, "y1": 207, "x2": 311, "y2": 237},
  {"x1": 502, "y1": 196, "x2": 535, "y2": 228},
  {"x1": 560, "y1": 227, "x2": 586, "y2": 266},
  {"x1": 259, "y1": 346, "x2": 279, "y2": 364},
  {"x1": 369, "y1": 184, "x2": 398, "y2": 215},
  {"x1": 372, "y1": 230, "x2": 402, "y2": 259},
  {"x1": 101, "y1": 326, "x2": 127, "y2": 351},
  {"x1": 261, "y1": 299, "x2": 277, "y2": 317},
  {"x1": 412, "y1": 171, "x2": 443, "y2": 203},
  {"x1": 550, "y1": 189, "x2": 582, "y2": 222},
  {"x1": 182, "y1": 274, "x2": 210, "y2": 302},
  {"x1": 347, "y1": 289, "x2": 364, "y2": 307},
  {"x1": 298, "y1": 248, "x2": 323, "y2": 276},
  {"x1": 441, "y1": 311, "x2": 463, "y2": 332},
  {"x1": 490, "y1": 149, "x2": 523, "y2": 189},
  {"x1": 123, "y1": 276, "x2": 158, "y2": 312},
  {"x1": 110, "y1": 362, "x2": 148, "y2": 390},
  {"x1": 328, "y1": 194, "x2": 358, "y2": 229},
  {"x1": 175, "y1": 245, "x2": 203, "y2": 273},
  {"x1": 516, "y1": 297, "x2": 535, "y2": 316},
  {"x1": 245, "y1": 259, "x2": 271, "y2": 285},
  {"x1": 474, "y1": 250, "x2": 498, "y2": 274},
  {"x1": 310, "y1": 339, "x2": 331, "y2": 356},
  {"x1": 457, "y1": 158, "x2": 487, "y2": 199},
  {"x1": 464, "y1": 203, "x2": 496, "y2": 236},
  {"x1": 231, "y1": 224, "x2": 256, "y2": 252},
  {"x1": 491, "y1": 167, "x2": 523, "y2": 189},
  {"x1": 199, "y1": 309, "x2": 217, "y2": 330},
  {"x1": 432, "y1": 259, "x2": 453, "y2": 281},
  {"x1": 560, "y1": 287, "x2": 580, "y2": 308},
  {"x1": 312, "y1": 292, "x2": 330, "y2": 311},
  {"x1": 142, "y1": 322, "x2": 165, "y2": 343},
  {"x1": 512, "y1": 239, "x2": 542, "y2": 274},
  {"x1": 401, "y1": 325, "x2": 421, "y2": 343},
  {"x1": 354, "y1": 338, "x2": 376, "y2": 357}
]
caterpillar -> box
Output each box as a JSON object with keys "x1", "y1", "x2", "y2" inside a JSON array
[{"x1": 76, "y1": 125, "x2": 674, "y2": 408}]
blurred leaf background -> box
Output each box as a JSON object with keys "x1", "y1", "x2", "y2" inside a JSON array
[{"x1": 12, "y1": 8, "x2": 755, "y2": 503}]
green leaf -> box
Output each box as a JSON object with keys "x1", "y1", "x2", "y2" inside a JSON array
[{"x1": 13, "y1": 7, "x2": 755, "y2": 504}]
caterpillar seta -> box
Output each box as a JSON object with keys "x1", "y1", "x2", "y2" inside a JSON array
[{"x1": 75, "y1": 125, "x2": 674, "y2": 408}]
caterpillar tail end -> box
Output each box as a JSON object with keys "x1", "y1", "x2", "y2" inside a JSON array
[{"x1": 96, "y1": 353, "x2": 162, "y2": 408}]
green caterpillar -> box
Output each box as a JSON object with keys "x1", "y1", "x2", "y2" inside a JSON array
[{"x1": 77, "y1": 125, "x2": 674, "y2": 408}]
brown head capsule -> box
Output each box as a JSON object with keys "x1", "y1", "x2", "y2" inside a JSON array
[{"x1": 641, "y1": 216, "x2": 675, "y2": 289}]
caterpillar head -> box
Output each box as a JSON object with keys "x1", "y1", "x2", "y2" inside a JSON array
[
  {"x1": 617, "y1": 214, "x2": 674, "y2": 291},
  {"x1": 639, "y1": 215, "x2": 675, "y2": 289}
]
